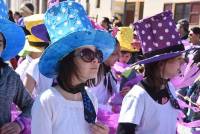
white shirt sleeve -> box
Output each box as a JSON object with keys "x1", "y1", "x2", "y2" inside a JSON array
[
  {"x1": 26, "y1": 59, "x2": 39, "y2": 83},
  {"x1": 31, "y1": 95, "x2": 52, "y2": 134},
  {"x1": 118, "y1": 86, "x2": 145, "y2": 125}
]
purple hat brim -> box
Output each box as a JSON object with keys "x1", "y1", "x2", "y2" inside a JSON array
[
  {"x1": 31, "y1": 24, "x2": 50, "y2": 43},
  {"x1": 135, "y1": 48, "x2": 196, "y2": 65}
]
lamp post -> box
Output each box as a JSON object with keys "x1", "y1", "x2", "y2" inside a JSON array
[
  {"x1": 123, "y1": 0, "x2": 127, "y2": 25},
  {"x1": 86, "y1": 0, "x2": 89, "y2": 15}
]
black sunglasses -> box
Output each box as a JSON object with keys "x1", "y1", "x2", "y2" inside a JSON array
[{"x1": 75, "y1": 48, "x2": 103, "y2": 63}]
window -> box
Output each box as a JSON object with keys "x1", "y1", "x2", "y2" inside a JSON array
[
  {"x1": 173, "y1": 2, "x2": 200, "y2": 25},
  {"x1": 174, "y1": 3, "x2": 190, "y2": 22},
  {"x1": 125, "y1": 3, "x2": 135, "y2": 25},
  {"x1": 190, "y1": 2, "x2": 200, "y2": 25},
  {"x1": 96, "y1": 0, "x2": 100, "y2": 8}
]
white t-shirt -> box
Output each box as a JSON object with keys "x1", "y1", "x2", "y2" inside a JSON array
[
  {"x1": 31, "y1": 87, "x2": 98, "y2": 134},
  {"x1": 15, "y1": 55, "x2": 33, "y2": 81},
  {"x1": 118, "y1": 82, "x2": 179, "y2": 134},
  {"x1": 26, "y1": 58, "x2": 53, "y2": 97}
]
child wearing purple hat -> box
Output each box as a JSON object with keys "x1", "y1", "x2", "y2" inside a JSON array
[{"x1": 117, "y1": 11, "x2": 195, "y2": 134}]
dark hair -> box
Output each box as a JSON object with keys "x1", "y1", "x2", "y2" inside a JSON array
[
  {"x1": 121, "y1": 51, "x2": 132, "y2": 54},
  {"x1": 57, "y1": 50, "x2": 103, "y2": 89},
  {"x1": 191, "y1": 49, "x2": 200, "y2": 76},
  {"x1": 178, "y1": 19, "x2": 189, "y2": 33},
  {"x1": 21, "y1": 26, "x2": 31, "y2": 36},
  {"x1": 8, "y1": 10, "x2": 15, "y2": 22},
  {"x1": 0, "y1": 57, "x2": 7, "y2": 69},
  {"x1": 190, "y1": 27, "x2": 200, "y2": 35},
  {"x1": 0, "y1": 33, "x2": 8, "y2": 68},
  {"x1": 112, "y1": 16, "x2": 118, "y2": 23},
  {"x1": 0, "y1": 32, "x2": 6, "y2": 49},
  {"x1": 14, "y1": 11, "x2": 22, "y2": 17},
  {"x1": 113, "y1": 20, "x2": 123, "y2": 27},
  {"x1": 28, "y1": 41, "x2": 49, "y2": 49},
  {"x1": 144, "y1": 60, "x2": 169, "y2": 91},
  {"x1": 24, "y1": 3, "x2": 34, "y2": 13},
  {"x1": 193, "y1": 49, "x2": 200, "y2": 64},
  {"x1": 102, "y1": 17, "x2": 110, "y2": 24},
  {"x1": 190, "y1": 27, "x2": 200, "y2": 75},
  {"x1": 102, "y1": 17, "x2": 111, "y2": 31}
]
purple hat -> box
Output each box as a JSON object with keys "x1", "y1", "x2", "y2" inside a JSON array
[{"x1": 133, "y1": 11, "x2": 191, "y2": 65}]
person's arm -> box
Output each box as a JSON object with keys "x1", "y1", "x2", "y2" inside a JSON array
[
  {"x1": 116, "y1": 123, "x2": 136, "y2": 134},
  {"x1": 13, "y1": 74, "x2": 34, "y2": 133},
  {"x1": 24, "y1": 59, "x2": 39, "y2": 95},
  {"x1": 24, "y1": 73, "x2": 36, "y2": 95},
  {"x1": 118, "y1": 87, "x2": 144, "y2": 133}
]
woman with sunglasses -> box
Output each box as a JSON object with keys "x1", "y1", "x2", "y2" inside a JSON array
[
  {"x1": 117, "y1": 11, "x2": 194, "y2": 134},
  {"x1": 0, "y1": 0, "x2": 33, "y2": 134},
  {"x1": 31, "y1": 1, "x2": 116, "y2": 134}
]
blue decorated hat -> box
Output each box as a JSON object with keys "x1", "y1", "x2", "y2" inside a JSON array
[
  {"x1": 39, "y1": 1, "x2": 116, "y2": 78},
  {"x1": 0, "y1": 0, "x2": 25, "y2": 61}
]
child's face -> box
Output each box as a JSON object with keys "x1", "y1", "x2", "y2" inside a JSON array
[
  {"x1": 189, "y1": 31, "x2": 200, "y2": 45},
  {"x1": 104, "y1": 44, "x2": 121, "y2": 66},
  {"x1": 73, "y1": 46, "x2": 101, "y2": 81},
  {"x1": 119, "y1": 52, "x2": 132, "y2": 64},
  {"x1": 161, "y1": 55, "x2": 185, "y2": 79}
]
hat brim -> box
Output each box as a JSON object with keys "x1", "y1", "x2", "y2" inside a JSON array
[
  {"x1": 0, "y1": 19, "x2": 25, "y2": 61},
  {"x1": 120, "y1": 43, "x2": 139, "y2": 52},
  {"x1": 39, "y1": 30, "x2": 116, "y2": 78},
  {"x1": 31, "y1": 24, "x2": 49, "y2": 42},
  {"x1": 135, "y1": 47, "x2": 195, "y2": 65},
  {"x1": 25, "y1": 39, "x2": 44, "y2": 52}
]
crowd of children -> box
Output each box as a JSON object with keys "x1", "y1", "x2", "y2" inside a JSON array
[{"x1": 0, "y1": 0, "x2": 200, "y2": 134}]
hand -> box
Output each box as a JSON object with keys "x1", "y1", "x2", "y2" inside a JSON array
[
  {"x1": 91, "y1": 122, "x2": 109, "y2": 134},
  {"x1": 0, "y1": 122, "x2": 21, "y2": 134}
]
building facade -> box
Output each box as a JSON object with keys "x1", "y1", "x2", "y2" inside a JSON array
[
  {"x1": 6, "y1": 0, "x2": 47, "y2": 14},
  {"x1": 143, "y1": 0, "x2": 200, "y2": 27},
  {"x1": 78, "y1": 0, "x2": 200, "y2": 27},
  {"x1": 5, "y1": 0, "x2": 200, "y2": 27},
  {"x1": 78, "y1": 0, "x2": 144, "y2": 25}
]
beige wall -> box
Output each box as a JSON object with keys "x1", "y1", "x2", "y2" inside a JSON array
[
  {"x1": 7, "y1": 0, "x2": 47, "y2": 13},
  {"x1": 78, "y1": 0, "x2": 112, "y2": 23},
  {"x1": 143, "y1": 0, "x2": 164, "y2": 18},
  {"x1": 143, "y1": 0, "x2": 200, "y2": 18}
]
